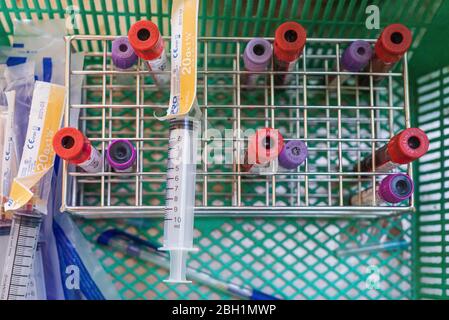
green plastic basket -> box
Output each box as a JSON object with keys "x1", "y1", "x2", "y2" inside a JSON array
[{"x1": 1, "y1": 0, "x2": 448, "y2": 300}]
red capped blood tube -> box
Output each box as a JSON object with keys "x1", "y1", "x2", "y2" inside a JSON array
[
  {"x1": 128, "y1": 20, "x2": 170, "y2": 85},
  {"x1": 53, "y1": 127, "x2": 103, "y2": 173},
  {"x1": 241, "y1": 128, "x2": 284, "y2": 173},
  {"x1": 364, "y1": 24, "x2": 412, "y2": 83},
  {"x1": 273, "y1": 22, "x2": 307, "y2": 84},
  {"x1": 355, "y1": 128, "x2": 429, "y2": 173}
]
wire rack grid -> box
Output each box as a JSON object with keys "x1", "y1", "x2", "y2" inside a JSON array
[{"x1": 62, "y1": 35, "x2": 413, "y2": 219}]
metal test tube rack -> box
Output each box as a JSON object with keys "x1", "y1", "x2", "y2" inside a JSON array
[{"x1": 62, "y1": 35, "x2": 413, "y2": 219}]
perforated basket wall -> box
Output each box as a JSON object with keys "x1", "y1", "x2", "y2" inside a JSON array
[
  {"x1": 413, "y1": 68, "x2": 449, "y2": 299},
  {"x1": 1, "y1": 0, "x2": 448, "y2": 300}
]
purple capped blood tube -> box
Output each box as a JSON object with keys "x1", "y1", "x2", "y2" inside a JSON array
[
  {"x1": 112, "y1": 37, "x2": 138, "y2": 70},
  {"x1": 106, "y1": 139, "x2": 137, "y2": 172},
  {"x1": 278, "y1": 140, "x2": 308, "y2": 170},
  {"x1": 378, "y1": 173, "x2": 414, "y2": 203},
  {"x1": 329, "y1": 40, "x2": 372, "y2": 87},
  {"x1": 243, "y1": 38, "x2": 273, "y2": 87},
  {"x1": 350, "y1": 173, "x2": 413, "y2": 206},
  {"x1": 341, "y1": 41, "x2": 373, "y2": 72}
]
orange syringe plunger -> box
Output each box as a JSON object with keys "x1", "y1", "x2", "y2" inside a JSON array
[{"x1": 52, "y1": 127, "x2": 103, "y2": 173}]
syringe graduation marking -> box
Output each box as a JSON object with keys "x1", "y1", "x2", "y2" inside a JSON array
[
  {"x1": 1, "y1": 214, "x2": 42, "y2": 300},
  {"x1": 161, "y1": 118, "x2": 197, "y2": 282}
]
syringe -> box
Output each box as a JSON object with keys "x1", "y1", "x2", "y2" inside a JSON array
[
  {"x1": 0, "y1": 210, "x2": 42, "y2": 300},
  {"x1": 159, "y1": 117, "x2": 199, "y2": 283}
]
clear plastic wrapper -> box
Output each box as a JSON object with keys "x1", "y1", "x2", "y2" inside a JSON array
[
  {"x1": 0, "y1": 92, "x2": 13, "y2": 224},
  {"x1": 4, "y1": 61, "x2": 35, "y2": 162},
  {"x1": 0, "y1": 64, "x2": 6, "y2": 105},
  {"x1": 7, "y1": 19, "x2": 66, "y2": 85}
]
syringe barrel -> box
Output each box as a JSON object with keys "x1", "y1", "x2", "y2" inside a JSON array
[{"x1": 162, "y1": 118, "x2": 198, "y2": 251}]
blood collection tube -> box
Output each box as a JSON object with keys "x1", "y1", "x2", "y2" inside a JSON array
[
  {"x1": 128, "y1": 20, "x2": 170, "y2": 85},
  {"x1": 106, "y1": 139, "x2": 137, "y2": 173},
  {"x1": 328, "y1": 40, "x2": 372, "y2": 87},
  {"x1": 241, "y1": 128, "x2": 284, "y2": 173},
  {"x1": 111, "y1": 37, "x2": 138, "y2": 70},
  {"x1": 363, "y1": 24, "x2": 412, "y2": 84},
  {"x1": 278, "y1": 140, "x2": 308, "y2": 170},
  {"x1": 243, "y1": 38, "x2": 272, "y2": 87},
  {"x1": 273, "y1": 22, "x2": 307, "y2": 84},
  {"x1": 356, "y1": 128, "x2": 429, "y2": 173},
  {"x1": 350, "y1": 173, "x2": 413, "y2": 206},
  {"x1": 52, "y1": 127, "x2": 103, "y2": 173}
]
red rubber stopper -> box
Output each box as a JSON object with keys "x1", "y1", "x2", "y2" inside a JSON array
[
  {"x1": 388, "y1": 128, "x2": 429, "y2": 164},
  {"x1": 128, "y1": 20, "x2": 164, "y2": 61},
  {"x1": 375, "y1": 23, "x2": 412, "y2": 63},
  {"x1": 274, "y1": 22, "x2": 307, "y2": 63},
  {"x1": 53, "y1": 127, "x2": 92, "y2": 165},
  {"x1": 247, "y1": 128, "x2": 285, "y2": 165}
]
